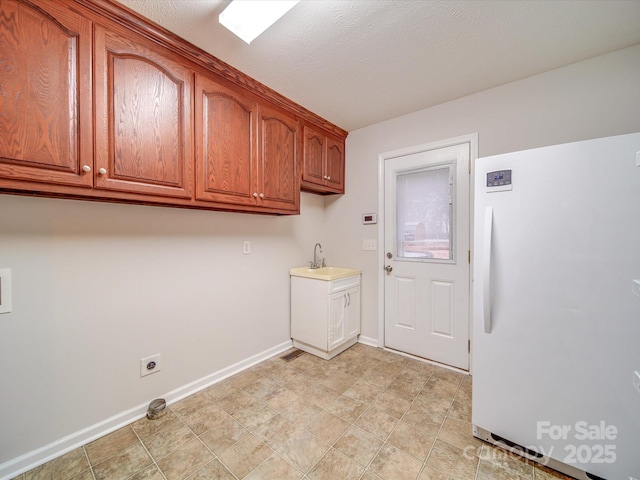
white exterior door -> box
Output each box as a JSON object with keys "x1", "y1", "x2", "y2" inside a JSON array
[{"x1": 383, "y1": 141, "x2": 471, "y2": 370}]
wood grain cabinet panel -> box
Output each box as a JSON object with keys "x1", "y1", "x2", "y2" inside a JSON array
[
  {"x1": 258, "y1": 104, "x2": 299, "y2": 212},
  {"x1": 302, "y1": 127, "x2": 325, "y2": 186},
  {"x1": 94, "y1": 25, "x2": 193, "y2": 198},
  {"x1": 196, "y1": 74, "x2": 299, "y2": 213},
  {"x1": 301, "y1": 125, "x2": 345, "y2": 194},
  {"x1": 0, "y1": 0, "x2": 93, "y2": 187},
  {"x1": 195, "y1": 75, "x2": 256, "y2": 206},
  {"x1": 0, "y1": 0, "x2": 343, "y2": 213},
  {"x1": 325, "y1": 136, "x2": 345, "y2": 192}
]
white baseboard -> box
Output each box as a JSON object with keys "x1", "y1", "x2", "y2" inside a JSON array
[
  {"x1": 0, "y1": 340, "x2": 293, "y2": 480},
  {"x1": 357, "y1": 335, "x2": 380, "y2": 347}
]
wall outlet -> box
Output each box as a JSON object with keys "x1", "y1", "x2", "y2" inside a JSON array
[
  {"x1": 242, "y1": 240, "x2": 251, "y2": 254},
  {"x1": 634, "y1": 371, "x2": 640, "y2": 395},
  {"x1": 0, "y1": 268, "x2": 12, "y2": 314},
  {"x1": 363, "y1": 239, "x2": 377, "y2": 251},
  {"x1": 140, "y1": 354, "x2": 161, "y2": 377}
]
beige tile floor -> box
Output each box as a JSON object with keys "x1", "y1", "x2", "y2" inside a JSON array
[{"x1": 12, "y1": 344, "x2": 573, "y2": 480}]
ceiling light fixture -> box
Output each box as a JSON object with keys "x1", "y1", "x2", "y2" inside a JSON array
[{"x1": 219, "y1": 0, "x2": 300, "y2": 45}]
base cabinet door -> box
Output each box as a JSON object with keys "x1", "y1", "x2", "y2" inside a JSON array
[
  {"x1": 0, "y1": 0, "x2": 93, "y2": 188},
  {"x1": 328, "y1": 292, "x2": 347, "y2": 351},
  {"x1": 94, "y1": 25, "x2": 193, "y2": 199},
  {"x1": 344, "y1": 286, "x2": 361, "y2": 339}
]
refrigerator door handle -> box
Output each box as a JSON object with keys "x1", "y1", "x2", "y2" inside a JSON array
[{"x1": 483, "y1": 206, "x2": 493, "y2": 333}]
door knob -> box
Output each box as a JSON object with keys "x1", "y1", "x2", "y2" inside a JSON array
[{"x1": 385, "y1": 265, "x2": 393, "y2": 273}]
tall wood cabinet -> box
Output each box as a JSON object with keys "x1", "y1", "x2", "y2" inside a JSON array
[
  {"x1": 0, "y1": 0, "x2": 93, "y2": 188},
  {"x1": 0, "y1": 0, "x2": 346, "y2": 214}
]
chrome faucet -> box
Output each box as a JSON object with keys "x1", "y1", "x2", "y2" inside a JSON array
[{"x1": 310, "y1": 242, "x2": 325, "y2": 269}]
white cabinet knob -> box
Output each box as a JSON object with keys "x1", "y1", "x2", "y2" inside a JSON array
[
  {"x1": 253, "y1": 192, "x2": 258, "y2": 198},
  {"x1": 259, "y1": 193, "x2": 264, "y2": 199},
  {"x1": 98, "y1": 168, "x2": 107, "y2": 175},
  {"x1": 82, "y1": 165, "x2": 91, "y2": 173},
  {"x1": 326, "y1": 176, "x2": 331, "y2": 180}
]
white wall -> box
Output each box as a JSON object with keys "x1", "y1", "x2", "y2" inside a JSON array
[
  {"x1": 0, "y1": 192, "x2": 326, "y2": 469},
  {"x1": 326, "y1": 44, "x2": 640, "y2": 342}
]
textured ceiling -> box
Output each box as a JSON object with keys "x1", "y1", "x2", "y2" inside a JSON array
[{"x1": 117, "y1": 0, "x2": 640, "y2": 132}]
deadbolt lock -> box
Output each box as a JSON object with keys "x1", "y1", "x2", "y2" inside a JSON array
[{"x1": 386, "y1": 252, "x2": 393, "y2": 259}]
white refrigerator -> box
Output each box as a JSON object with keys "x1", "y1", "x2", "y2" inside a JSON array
[{"x1": 472, "y1": 132, "x2": 640, "y2": 480}]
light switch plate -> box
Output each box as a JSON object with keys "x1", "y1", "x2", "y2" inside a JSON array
[
  {"x1": 0, "y1": 268, "x2": 12, "y2": 314},
  {"x1": 363, "y1": 239, "x2": 377, "y2": 251}
]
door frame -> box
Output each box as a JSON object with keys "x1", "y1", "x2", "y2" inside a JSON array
[{"x1": 376, "y1": 133, "x2": 478, "y2": 371}]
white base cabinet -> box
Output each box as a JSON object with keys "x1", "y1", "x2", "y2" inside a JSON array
[{"x1": 291, "y1": 272, "x2": 361, "y2": 360}]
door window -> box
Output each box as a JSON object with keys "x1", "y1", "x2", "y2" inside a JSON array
[{"x1": 395, "y1": 163, "x2": 454, "y2": 261}]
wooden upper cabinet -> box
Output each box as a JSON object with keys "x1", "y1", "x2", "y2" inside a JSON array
[
  {"x1": 257, "y1": 104, "x2": 299, "y2": 212},
  {"x1": 0, "y1": 0, "x2": 93, "y2": 187},
  {"x1": 195, "y1": 75, "x2": 256, "y2": 206},
  {"x1": 325, "y1": 136, "x2": 345, "y2": 192},
  {"x1": 302, "y1": 127, "x2": 325, "y2": 186},
  {"x1": 0, "y1": 0, "x2": 341, "y2": 213},
  {"x1": 94, "y1": 25, "x2": 193, "y2": 198},
  {"x1": 301, "y1": 125, "x2": 345, "y2": 194},
  {"x1": 196, "y1": 74, "x2": 299, "y2": 213}
]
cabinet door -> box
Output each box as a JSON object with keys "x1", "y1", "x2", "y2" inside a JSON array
[
  {"x1": 344, "y1": 286, "x2": 361, "y2": 339},
  {"x1": 258, "y1": 104, "x2": 300, "y2": 212},
  {"x1": 94, "y1": 26, "x2": 193, "y2": 198},
  {"x1": 325, "y1": 135, "x2": 345, "y2": 193},
  {"x1": 328, "y1": 292, "x2": 347, "y2": 350},
  {"x1": 0, "y1": 0, "x2": 92, "y2": 187},
  {"x1": 195, "y1": 75, "x2": 256, "y2": 206},
  {"x1": 301, "y1": 125, "x2": 325, "y2": 186}
]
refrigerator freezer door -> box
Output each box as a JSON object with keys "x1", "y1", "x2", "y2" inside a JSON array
[{"x1": 472, "y1": 132, "x2": 640, "y2": 480}]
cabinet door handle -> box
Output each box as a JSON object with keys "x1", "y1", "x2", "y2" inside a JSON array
[
  {"x1": 344, "y1": 294, "x2": 348, "y2": 307},
  {"x1": 98, "y1": 168, "x2": 107, "y2": 175},
  {"x1": 259, "y1": 193, "x2": 264, "y2": 199},
  {"x1": 253, "y1": 192, "x2": 258, "y2": 198},
  {"x1": 347, "y1": 293, "x2": 351, "y2": 306},
  {"x1": 82, "y1": 165, "x2": 91, "y2": 173}
]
